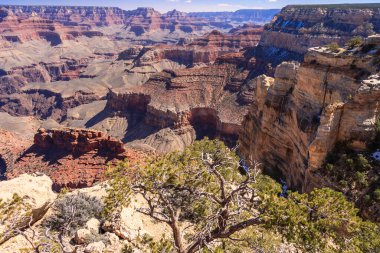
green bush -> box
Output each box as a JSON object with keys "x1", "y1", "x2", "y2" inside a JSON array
[
  {"x1": 326, "y1": 42, "x2": 341, "y2": 53},
  {"x1": 374, "y1": 189, "x2": 380, "y2": 201},
  {"x1": 346, "y1": 36, "x2": 363, "y2": 49},
  {"x1": 354, "y1": 171, "x2": 369, "y2": 187},
  {"x1": 355, "y1": 154, "x2": 372, "y2": 171}
]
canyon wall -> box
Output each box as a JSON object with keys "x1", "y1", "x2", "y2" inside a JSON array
[
  {"x1": 260, "y1": 4, "x2": 380, "y2": 55},
  {"x1": 1, "y1": 5, "x2": 125, "y2": 26},
  {"x1": 239, "y1": 37, "x2": 380, "y2": 190},
  {"x1": 243, "y1": 4, "x2": 380, "y2": 79},
  {"x1": 188, "y1": 9, "x2": 279, "y2": 24}
]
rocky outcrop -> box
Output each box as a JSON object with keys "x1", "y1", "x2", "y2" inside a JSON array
[
  {"x1": 0, "y1": 174, "x2": 56, "y2": 243},
  {"x1": 260, "y1": 4, "x2": 380, "y2": 55},
  {"x1": 34, "y1": 128, "x2": 126, "y2": 154},
  {"x1": 239, "y1": 38, "x2": 380, "y2": 190},
  {"x1": 189, "y1": 25, "x2": 262, "y2": 49},
  {"x1": 107, "y1": 62, "x2": 251, "y2": 152},
  {"x1": 1, "y1": 5, "x2": 125, "y2": 26},
  {"x1": 123, "y1": 25, "x2": 263, "y2": 67},
  {"x1": 6, "y1": 128, "x2": 145, "y2": 190},
  {"x1": 240, "y1": 4, "x2": 380, "y2": 79},
  {"x1": 0, "y1": 130, "x2": 31, "y2": 179}
]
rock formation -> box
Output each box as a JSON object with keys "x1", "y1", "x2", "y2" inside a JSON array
[
  {"x1": 258, "y1": 4, "x2": 380, "y2": 58},
  {"x1": 188, "y1": 9, "x2": 280, "y2": 24},
  {"x1": 0, "y1": 174, "x2": 56, "y2": 243},
  {"x1": 0, "y1": 129, "x2": 32, "y2": 179},
  {"x1": 106, "y1": 61, "x2": 251, "y2": 152},
  {"x1": 239, "y1": 36, "x2": 380, "y2": 190},
  {"x1": 0, "y1": 8, "x2": 104, "y2": 45},
  {"x1": 34, "y1": 128, "x2": 126, "y2": 154},
  {"x1": 1, "y1": 5, "x2": 125, "y2": 26},
  {"x1": 239, "y1": 4, "x2": 380, "y2": 80},
  {"x1": 5, "y1": 128, "x2": 145, "y2": 190}
]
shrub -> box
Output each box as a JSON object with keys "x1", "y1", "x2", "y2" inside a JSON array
[
  {"x1": 374, "y1": 189, "x2": 380, "y2": 201},
  {"x1": 44, "y1": 193, "x2": 104, "y2": 236},
  {"x1": 326, "y1": 42, "x2": 340, "y2": 53},
  {"x1": 354, "y1": 171, "x2": 368, "y2": 187},
  {"x1": 346, "y1": 36, "x2": 363, "y2": 49},
  {"x1": 355, "y1": 154, "x2": 372, "y2": 171}
]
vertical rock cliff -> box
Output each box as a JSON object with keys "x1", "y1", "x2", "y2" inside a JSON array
[{"x1": 239, "y1": 36, "x2": 380, "y2": 191}]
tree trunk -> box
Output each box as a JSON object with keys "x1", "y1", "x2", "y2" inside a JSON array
[{"x1": 171, "y1": 219, "x2": 185, "y2": 253}]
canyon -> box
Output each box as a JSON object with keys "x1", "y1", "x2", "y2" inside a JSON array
[
  {"x1": 0, "y1": 3, "x2": 379, "y2": 252},
  {"x1": 0, "y1": 4, "x2": 379, "y2": 223}
]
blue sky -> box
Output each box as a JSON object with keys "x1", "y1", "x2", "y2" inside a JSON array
[{"x1": 1, "y1": 0, "x2": 379, "y2": 12}]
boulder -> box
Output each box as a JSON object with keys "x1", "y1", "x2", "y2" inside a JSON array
[
  {"x1": 74, "y1": 228, "x2": 91, "y2": 245},
  {"x1": 104, "y1": 232, "x2": 119, "y2": 246},
  {"x1": 0, "y1": 174, "x2": 56, "y2": 243},
  {"x1": 102, "y1": 194, "x2": 171, "y2": 241},
  {"x1": 84, "y1": 241, "x2": 106, "y2": 253},
  {"x1": 86, "y1": 218, "x2": 101, "y2": 233}
]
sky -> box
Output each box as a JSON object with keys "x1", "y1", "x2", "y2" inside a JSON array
[{"x1": 1, "y1": 0, "x2": 379, "y2": 12}]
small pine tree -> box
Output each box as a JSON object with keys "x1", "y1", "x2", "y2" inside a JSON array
[
  {"x1": 327, "y1": 42, "x2": 341, "y2": 53},
  {"x1": 346, "y1": 36, "x2": 363, "y2": 49}
]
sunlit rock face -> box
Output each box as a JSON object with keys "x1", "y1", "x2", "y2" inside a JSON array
[
  {"x1": 260, "y1": 4, "x2": 380, "y2": 54},
  {"x1": 245, "y1": 4, "x2": 380, "y2": 79},
  {"x1": 239, "y1": 40, "x2": 380, "y2": 191}
]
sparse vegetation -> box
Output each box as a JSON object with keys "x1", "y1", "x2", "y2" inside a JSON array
[
  {"x1": 322, "y1": 137, "x2": 379, "y2": 222},
  {"x1": 0, "y1": 194, "x2": 61, "y2": 253},
  {"x1": 44, "y1": 193, "x2": 104, "y2": 236},
  {"x1": 41, "y1": 193, "x2": 104, "y2": 253},
  {"x1": 326, "y1": 42, "x2": 341, "y2": 53},
  {"x1": 105, "y1": 139, "x2": 380, "y2": 253},
  {"x1": 346, "y1": 36, "x2": 364, "y2": 49}
]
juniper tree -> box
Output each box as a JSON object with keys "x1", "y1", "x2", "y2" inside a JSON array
[{"x1": 104, "y1": 139, "x2": 380, "y2": 253}]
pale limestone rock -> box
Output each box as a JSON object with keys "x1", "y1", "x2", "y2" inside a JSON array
[
  {"x1": 86, "y1": 218, "x2": 101, "y2": 233},
  {"x1": 84, "y1": 241, "x2": 105, "y2": 253},
  {"x1": 74, "y1": 228, "x2": 92, "y2": 245},
  {"x1": 102, "y1": 194, "x2": 170, "y2": 241},
  {"x1": 366, "y1": 35, "x2": 380, "y2": 46},
  {"x1": 104, "y1": 232, "x2": 119, "y2": 246},
  {"x1": 0, "y1": 174, "x2": 56, "y2": 243}
]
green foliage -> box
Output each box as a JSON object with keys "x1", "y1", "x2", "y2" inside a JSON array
[
  {"x1": 0, "y1": 193, "x2": 33, "y2": 242},
  {"x1": 346, "y1": 36, "x2": 364, "y2": 49},
  {"x1": 327, "y1": 42, "x2": 341, "y2": 53},
  {"x1": 371, "y1": 117, "x2": 380, "y2": 149},
  {"x1": 44, "y1": 193, "x2": 104, "y2": 236},
  {"x1": 321, "y1": 140, "x2": 379, "y2": 223},
  {"x1": 105, "y1": 139, "x2": 380, "y2": 253},
  {"x1": 263, "y1": 188, "x2": 380, "y2": 252},
  {"x1": 0, "y1": 193, "x2": 25, "y2": 223},
  {"x1": 374, "y1": 189, "x2": 380, "y2": 201},
  {"x1": 139, "y1": 234, "x2": 174, "y2": 253}
]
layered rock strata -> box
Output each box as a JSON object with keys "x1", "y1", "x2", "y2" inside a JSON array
[
  {"x1": 0, "y1": 9, "x2": 103, "y2": 45},
  {"x1": 6, "y1": 128, "x2": 144, "y2": 190},
  {"x1": 1, "y1": 5, "x2": 125, "y2": 26},
  {"x1": 259, "y1": 4, "x2": 380, "y2": 55},
  {"x1": 239, "y1": 37, "x2": 380, "y2": 190},
  {"x1": 34, "y1": 128, "x2": 126, "y2": 154},
  {"x1": 107, "y1": 60, "x2": 252, "y2": 151},
  {"x1": 243, "y1": 4, "x2": 380, "y2": 79}
]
